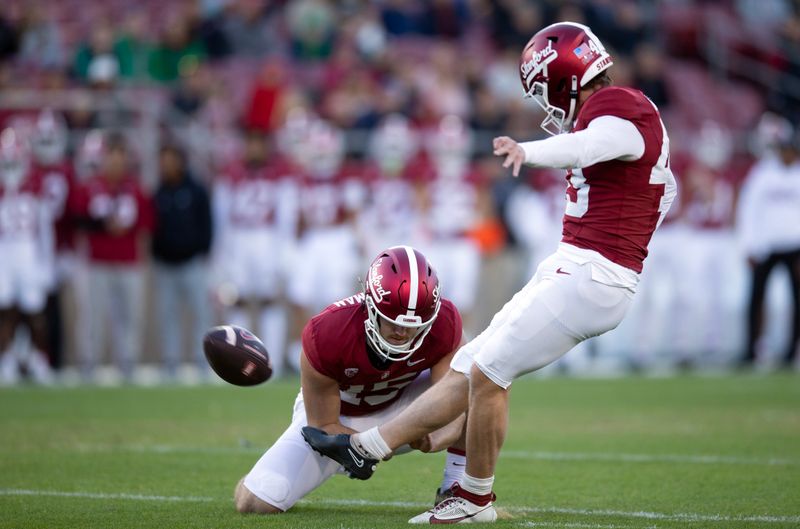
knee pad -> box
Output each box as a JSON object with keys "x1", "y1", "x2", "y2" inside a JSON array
[{"x1": 244, "y1": 471, "x2": 291, "y2": 508}]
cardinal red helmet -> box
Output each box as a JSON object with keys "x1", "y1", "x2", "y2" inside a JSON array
[
  {"x1": 364, "y1": 246, "x2": 441, "y2": 361},
  {"x1": 519, "y1": 22, "x2": 613, "y2": 135}
]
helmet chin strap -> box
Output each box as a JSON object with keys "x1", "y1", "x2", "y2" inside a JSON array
[
  {"x1": 364, "y1": 294, "x2": 429, "y2": 362},
  {"x1": 564, "y1": 74, "x2": 579, "y2": 129}
]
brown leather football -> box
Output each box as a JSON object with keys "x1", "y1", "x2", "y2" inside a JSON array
[{"x1": 203, "y1": 325, "x2": 272, "y2": 386}]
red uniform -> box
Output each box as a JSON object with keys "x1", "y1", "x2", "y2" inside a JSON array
[
  {"x1": 563, "y1": 86, "x2": 671, "y2": 273},
  {"x1": 297, "y1": 163, "x2": 365, "y2": 231},
  {"x1": 303, "y1": 294, "x2": 462, "y2": 417},
  {"x1": 218, "y1": 161, "x2": 288, "y2": 228},
  {"x1": 74, "y1": 176, "x2": 153, "y2": 263}
]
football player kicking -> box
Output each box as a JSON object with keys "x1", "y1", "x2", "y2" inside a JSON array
[
  {"x1": 303, "y1": 21, "x2": 677, "y2": 524},
  {"x1": 234, "y1": 245, "x2": 468, "y2": 514}
]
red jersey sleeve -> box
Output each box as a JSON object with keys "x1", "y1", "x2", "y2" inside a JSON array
[{"x1": 301, "y1": 318, "x2": 339, "y2": 379}]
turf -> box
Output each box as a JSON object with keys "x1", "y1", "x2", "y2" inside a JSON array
[{"x1": 1, "y1": 373, "x2": 798, "y2": 529}]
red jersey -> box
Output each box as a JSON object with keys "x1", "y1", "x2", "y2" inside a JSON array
[
  {"x1": 302, "y1": 294, "x2": 462, "y2": 417},
  {"x1": 75, "y1": 175, "x2": 154, "y2": 263},
  {"x1": 297, "y1": 163, "x2": 365, "y2": 231},
  {"x1": 217, "y1": 160, "x2": 289, "y2": 228},
  {"x1": 562, "y1": 86, "x2": 675, "y2": 273}
]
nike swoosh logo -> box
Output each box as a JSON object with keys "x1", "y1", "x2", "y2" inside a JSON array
[
  {"x1": 347, "y1": 448, "x2": 365, "y2": 467},
  {"x1": 452, "y1": 462, "x2": 465, "y2": 466},
  {"x1": 407, "y1": 358, "x2": 425, "y2": 366},
  {"x1": 430, "y1": 504, "x2": 492, "y2": 524},
  {"x1": 556, "y1": 267, "x2": 571, "y2": 275}
]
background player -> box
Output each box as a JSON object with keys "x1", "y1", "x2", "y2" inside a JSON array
[
  {"x1": 234, "y1": 246, "x2": 467, "y2": 514},
  {"x1": 303, "y1": 21, "x2": 678, "y2": 524},
  {"x1": 212, "y1": 130, "x2": 295, "y2": 379},
  {"x1": 0, "y1": 127, "x2": 56, "y2": 384},
  {"x1": 29, "y1": 108, "x2": 76, "y2": 373}
]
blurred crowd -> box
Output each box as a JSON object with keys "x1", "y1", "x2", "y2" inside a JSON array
[{"x1": 0, "y1": 0, "x2": 799, "y2": 384}]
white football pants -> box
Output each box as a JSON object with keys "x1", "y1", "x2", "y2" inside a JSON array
[
  {"x1": 451, "y1": 249, "x2": 634, "y2": 388},
  {"x1": 243, "y1": 371, "x2": 432, "y2": 511}
]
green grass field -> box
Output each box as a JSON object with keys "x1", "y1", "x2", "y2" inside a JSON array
[{"x1": 1, "y1": 373, "x2": 799, "y2": 529}]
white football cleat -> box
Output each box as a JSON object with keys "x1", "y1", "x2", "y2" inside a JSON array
[{"x1": 409, "y1": 485, "x2": 496, "y2": 524}]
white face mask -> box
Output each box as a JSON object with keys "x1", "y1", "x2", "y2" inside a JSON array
[
  {"x1": 526, "y1": 79, "x2": 577, "y2": 136},
  {"x1": 364, "y1": 294, "x2": 439, "y2": 362}
]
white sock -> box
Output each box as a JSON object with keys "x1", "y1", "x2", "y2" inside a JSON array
[
  {"x1": 441, "y1": 449, "x2": 466, "y2": 491},
  {"x1": 351, "y1": 427, "x2": 391, "y2": 460},
  {"x1": 461, "y1": 473, "x2": 494, "y2": 496}
]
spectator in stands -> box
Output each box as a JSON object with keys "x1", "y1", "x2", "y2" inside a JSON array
[
  {"x1": 148, "y1": 18, "x2": 205, "y2": 83},
  {"x1": 0, "y1": 8, "x2": 21, "y2": 63},
  {"x1": 413, "y1": 43, "x2": 470, "y2": 121},
  {"x1": 379, "y1": 0, "x2": 427, "y2": 37},
  {"x1": 322, "y1": 65, "x2": 381, "y2": 129},
  {"x1": 776, "y1": 13, "x2": 800, "y2": 121},
  {"x1": 633, "y1": 43, "x2": 670, "y2": 110},
  {"x1": 17, "y1": 3, "x2": 64, "y2": 70},
  {"x1": 736, "y1": 0, "x2": 792, "y2": 32},
  {"x1": 183, "y1": 0, "x2": 231, "y2": 60},
  {"x1": 287, "y1": 0, "x2": 337, "y2": 61},
  {"x1": 469, "y1": 82, "x2": 508, "y2": 142},
  {"x1": 170, "y1": 62, "x2": 211, "y2": 121},
  {"x1": 423, "y1": 0, "x2": 471, "y2": 39},
  {"x1": 349, "y1": 5, "x2": 387, "y2": 61},
  {"x1": 736, "y1": 120, "x2": 800, "y2": 368},
  {"x1": 602, "y1": 2, "x2": 648, "y2": 57},
  {"x1": 114, "y1": 12, "x2": 152, "y2": 81},
  {"x1": 151, "y1": 144, "x2": 213, "y2": 381},
  {"x1": 73, "y1": 24, "x2": 121, "y2": 83},
  {"x1": 221, "y1": 0, "x2": 285, "y2": 58},
  {"x1": 244, "y1": 60, "x2": 289, "y2": 132},
  {"x1": 75, "y1": 133, "x2": 153, "y2": 382}
]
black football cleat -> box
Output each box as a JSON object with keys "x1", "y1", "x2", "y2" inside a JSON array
[{"x1": 301, "y1": 426, "x2": 378, "y2": 480}]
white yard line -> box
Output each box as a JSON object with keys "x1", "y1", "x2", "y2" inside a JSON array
[
  {"x1": 1, "y1": 489, "x2": 798, "y2": 525},
  {"x1": 69, "y1": 443, "x2": 799, "y2": 467},
  {"x1": 0, "y1": 488, "x2": 213, "y2": 502},
  {"x1": 520, "y1": 522, "x2": 656, "y2": 529},
  {"x1": 500, "y1": 450, "x2": 797, "y2": 467},
  {"x1": 313, "y1": 499, "x2": 800, "y2": 525}
]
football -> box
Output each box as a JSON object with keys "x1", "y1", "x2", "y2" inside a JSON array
[{"x1": 202, "y1": 325, "x2": 272, "y2": 386}]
